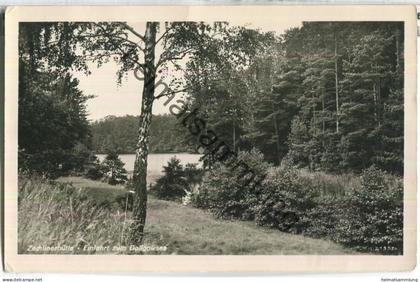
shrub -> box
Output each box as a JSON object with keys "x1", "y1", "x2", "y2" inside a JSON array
[
  {"x1": 184, "y1": 163, "x2": 204, "y2": 193},
  {"x1": 302, "y1": 166, "x2": 403, "y2": 254},
  {"x1": 101, "y1": 151, "x2": 128, "y2": 185},
  {"x1": 84, "y1": 157, "x2": 104, "y2": 180},
  {"x1": 254, "y1": 166, "x2": 318, "y2": 233},
  {"x1": 192, "y1": 151, "x2": 403, "y2": 255},
  {"x1": 334, "y1": 166, "x2": 403, "y2": 254},
  {"x1": 151, "y1": 157, "x2": 188, "y2": 201},
  {"x1": 195, "y1": 149, "x2": 271, "y2": 220},
  {"x1": 190, "y1": 189, "x2": 211, "y2": 209},
  {"x1": 302, "y1": 197, "x2": 346, "y2": 239},
  {"x1": 182, "y1": 190, "x2": 193, "y2": 206}
]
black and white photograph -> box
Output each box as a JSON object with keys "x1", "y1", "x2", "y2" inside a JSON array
[{"x1": 3, "y1": 5, "x2": 417, "y2": 273}]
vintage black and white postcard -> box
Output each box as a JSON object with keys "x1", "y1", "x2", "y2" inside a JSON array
[{"x1": 3, "y1": 5, "x2": 417, "y2": 272}]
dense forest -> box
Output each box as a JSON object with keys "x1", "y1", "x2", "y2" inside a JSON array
[
  {"x1": 19, "y1": 22, "x2": 404, "y2": 177},
  {"x1": 87, "y1": 22, "x2": 404, "y2": 176},
  {"x1": 90, "y1": 115, "x2": 193, "y2": 154},
  {"x1": 18, "y1": 23, "x2": 94, "y2": 177},
  {"x1": 182, "y1": 22, "x2": 404, "y2": 175},
  {"x1": 18, "y1": 20, "x2": 405, "y2": 255}
]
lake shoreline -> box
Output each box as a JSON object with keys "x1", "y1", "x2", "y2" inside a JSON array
[{"x1": 96, "y1": 153, "x2": 203, "y2": 182}]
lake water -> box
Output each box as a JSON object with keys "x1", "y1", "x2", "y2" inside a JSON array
[{"x1": 97, "y1": 153, "x2": 202, "y2": 183}]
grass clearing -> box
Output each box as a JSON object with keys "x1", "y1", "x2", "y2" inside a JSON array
[
  {"x1": 145, "y1": 198, "x2": 356, "y2": 255},
  {"x1": 298, "y1": 169, "x2": 362, "y2": 197},
  {"x1": 19, "y1": 175, "x2": 358, "y2": 255},
  {"x1": 57, "y1": 176, "x2": 126, "y2": 190}
]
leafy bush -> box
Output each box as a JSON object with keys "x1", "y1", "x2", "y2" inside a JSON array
[
  {"x1": 302, "y1": 166, "x2": 403, "y2": 254},
  {"x1": 334, "y1": 166, "x2": 403, "y2": 254},
  {"x1": 193, "y1": 149, "x2": 270, "y2": 220},
  {"x1": 192, "y1": 150, "x2": 403, "y2": 254},
  {"x1": 190, "y1": 189, "x2": 211, "y2": 209},
  {"x1": 254, "y1": 166, "x2": 318, "y2": 233},
  {"x1": 184, "y1": 163, "x2": 204, "y2": 192},
  {"x1": 151, "y1": 157, "x2": 188, "y2": 201},
  {"x1": 302, "y1": 197, "x2": 345, "y2": 239},
  {"x1": 181, "y1": 190, "x2": 193, "y2": 206}
]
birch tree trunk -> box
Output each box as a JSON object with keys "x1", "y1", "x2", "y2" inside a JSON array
[
  {"x1": 130, "y1": 22, "x2": 157, "y2": 244},
  {"x1": 334, "y1": 32, "x2": 340, "y2": 133},
  {"x1": 271, "y1": 99, "x2": 281, "y2": 165},
  {"x1": 232, "y1": 120, "x2": 236, "y2": 152},
  {"x1": 395, "y1": 29, "x2": 400, "y2": 71},
  {"x1": 373, "y1": 82, "x2": 378, "y2": 125}
]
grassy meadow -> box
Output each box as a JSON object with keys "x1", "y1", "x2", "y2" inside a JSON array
[
  {"x1": 297, "y1": 169, "x2": 362, "y2": 197},
  {"x1": 18, "y1": 175, "x2": 358, "y2": 255}
]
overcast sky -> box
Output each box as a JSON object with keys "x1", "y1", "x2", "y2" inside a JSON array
[{"x1": 72, "y1": 20, "x2": 303, "y2": 122}]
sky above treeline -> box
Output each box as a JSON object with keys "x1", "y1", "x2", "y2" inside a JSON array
[{"x1": 72, "y1": 21, "x2": 303, "y2": 122}]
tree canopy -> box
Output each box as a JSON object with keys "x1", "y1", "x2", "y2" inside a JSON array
[
  {"x1": 183, "y1": 22, "x2": 404, "y2": 175},
  {"x1": 18, "y1": 23, "x2": 93, "y2": 177}
]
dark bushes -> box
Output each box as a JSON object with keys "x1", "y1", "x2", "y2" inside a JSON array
[
  {"x1": 100, "y1": 152, "x2": 128, "y2": 185},
  {"x1": 337, "y1": 167, "x2": 403, "y2": 254},
  {"x1": 151, "y1": 157, "x2": 187, "y2": 200},
  {"x1": 193, "y1": 150, "x2": 317, "y2": 227},
  {"x1": 84, "y1": 158, "x2": 104, "y2": 180},
  {"x1": 193, "y1": 149, "x2": 403, "y2": 255},
  {"x1": 302, "y1": 197, "x2": 346, "y2": 239},
  {"x1": 303, "y1": 166, "x2": 403, "y2": 254},
  {"x1": 84, "y1": 152, "x2": 127, "y2": 185},
  {"x1": 151, "y1": 157, "x2": 203, "y2": 201},
  {"x1": 254, "y1": 167, "x2": 318, "y2": 233},
  {"x1": 193, "y1": 149, "x2": 270, "y2": 220}
]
